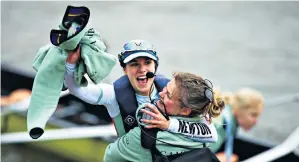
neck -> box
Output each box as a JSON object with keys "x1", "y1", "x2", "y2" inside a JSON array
[
  {"x1": 138, "y1": 92, "x2": 149, "y2": 96},
  {"x1": 136, "y1": 85, "x2": 155, "y2": 97}
]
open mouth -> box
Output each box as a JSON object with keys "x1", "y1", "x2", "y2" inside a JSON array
[{"x1": 136, "y1": 76, "x2": 148, "y2": 86}]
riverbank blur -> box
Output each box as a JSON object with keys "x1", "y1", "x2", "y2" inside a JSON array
[{"x1": 1, "y1": 145, "x2": 70, "y2": 162}]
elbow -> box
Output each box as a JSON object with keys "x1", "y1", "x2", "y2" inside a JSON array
[
  {"x1": 213, "y1": 134, "x2": 219, "y2": 143},
  {"x1": 103, "y1": 145, "x2": 118, "y2": 162},
  {"x1": 66, "y1": 86, "x2": 76, "y2": 95},
  {"x1": 211, "y1": 128, "x2": 218, "y2": 143}
]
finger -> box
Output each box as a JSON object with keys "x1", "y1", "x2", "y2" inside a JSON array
[
  {"x1": 142, "y1": 119, "x2": 161, "y2": 125},
  {"x1": 145, "y1": 104, "x2": 160, "y2": 114},
  {"x1": 141, "y1": 109, "x2": 159, "y2": 119},
  {"x1": 141, "y1": 108, "x2": 167, "y2": 121},
  {"x1": 67, "y1": 50, "x2": 74, "y2": 56},
  {"x1": 145, "y1": 125, "x2": 157, "y2": 129},
  {"x1": 68, "y1": 45, "x2": 81, "y2": 55},
  {"x1": 66, "y1": 54, "x2": 73, "y2": 61},
  {"x1": 75, "y1": 45, "x2": 81, "y2": 53}
]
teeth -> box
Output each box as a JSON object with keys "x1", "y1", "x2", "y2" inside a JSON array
[{"x1": 137, "y1": 76, "x2": 147, "y2": 79}]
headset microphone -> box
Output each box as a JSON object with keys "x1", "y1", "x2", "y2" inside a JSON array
[
  {"x1": 146, "y1": 72, "x2": 156, "y2": 79},
  {"x1": 146, "y1": 71, "x2": 156, "y2": 105}
]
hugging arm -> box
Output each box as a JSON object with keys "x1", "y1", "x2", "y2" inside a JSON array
[
  {"x1": 141, "y1": 104, "x2": 218, "y2": 143},
  {"x1": 167, "y1": 118, "x2": 218, "y2": 143}
]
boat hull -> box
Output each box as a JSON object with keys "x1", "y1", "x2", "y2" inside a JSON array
[{"x1": 1, "y1": 113, "x2": 110, "y2": 162}]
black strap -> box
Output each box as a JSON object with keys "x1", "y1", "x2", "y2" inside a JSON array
[
  {"x1": 140, "y1": 127, "x2": 163, "y2": 161},
  {"x1": 140, "y1": 126, "x2": 208, "y2": 162},
  {"x1": 141, "y1": 127, "x2": 159, "y2": 149},
  {"x1": 151, "y1": 147, "x2": 169, "y2": 162}
]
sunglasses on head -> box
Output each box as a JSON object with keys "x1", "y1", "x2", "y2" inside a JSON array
[
  {"x1": 122, "y1": 40, "x2": 155, "y2": 51},
  {"x1": 201, "y1": 79, "x2": 214, "y2": 109},
  {"x1": 203, "y1": 79, "x2": 213, "y2": 101},
  {"x1": 120, "y1": 40, "x2": 156, "y2": 57},
  {"x1": 118, "y1": 50, "x2": 157, "y2": 61}
]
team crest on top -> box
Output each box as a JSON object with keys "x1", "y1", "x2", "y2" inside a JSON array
[{"x1": 134, "y1": 40, "x2": 142, "y2": 46}]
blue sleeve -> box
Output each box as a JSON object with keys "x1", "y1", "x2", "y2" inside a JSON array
[{"x1": 224, "y1": 118, "x2": 234, "y2": 162}]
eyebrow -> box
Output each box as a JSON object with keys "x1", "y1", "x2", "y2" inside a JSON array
[
  {"x1": 166, "y1": 84, "x2": 172, "y2": 98},
  {"x1": 128, "y1": 58, "x2": 152, "y2": 64},
  {"x1": 145, "y1": 58, "x2": 152, "y2": 61}
]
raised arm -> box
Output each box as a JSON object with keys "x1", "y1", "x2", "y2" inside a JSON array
[
  {"x1": 64, "y1": 47, "x2": 120, "y2": 118},
  {"x1": 65, "y1": 62, "x2": 103, "y2": 104}
]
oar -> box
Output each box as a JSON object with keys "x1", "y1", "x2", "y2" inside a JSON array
[
  {"x1": 242, "y1": 126, "x2": 299, "y2": 162},
  {"x1": 1, "y1": 124, "x2": 117, "y2": 144}
]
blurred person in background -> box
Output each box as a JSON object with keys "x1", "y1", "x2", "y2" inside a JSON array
[
  {"x1": 1, "y1": 89, "x2": 32, "y2": 114},
  {"x1": 64, "y1": 40, "x2": 219, "y2": 142},
  {"x1": 104, "y1": 72, "x2": 224, "y2": 162},
  {"x1": 1, "y1": 89, "x2": 31, "y2": 107},
  {"x1": 210, "y1": 88, "x2": 264, "y2": 162}
]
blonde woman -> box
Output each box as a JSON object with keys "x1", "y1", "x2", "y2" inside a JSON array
[{"x1": 211, "y1": 88, "x2": 264, "y2": 162}]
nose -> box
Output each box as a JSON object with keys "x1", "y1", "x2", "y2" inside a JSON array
[
  {"x1": 139, "y1": 64, "x2": 146, "y2": 72},
  {"x1": 159, "y1": 90, "x2": 164, "y2": 98},
  {"x1": 159, "y1": 88, "x2": 166, "y2": 98},
  {"x1": 159, "y1": 91, "x2": 164, "y2": 98}
]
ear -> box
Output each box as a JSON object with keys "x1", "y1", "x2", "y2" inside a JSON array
[
  {"x1": 180, "y1": 107, "x2": 192, "y2": 116},
  {"x1": 123, "y1": 67, "x2": 127, "y2": 75}
]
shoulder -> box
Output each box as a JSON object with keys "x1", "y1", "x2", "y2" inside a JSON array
[{"x1": 113, "y1": 75, "x2": 129, "y2": 86}]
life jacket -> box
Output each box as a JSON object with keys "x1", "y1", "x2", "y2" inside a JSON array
[{"x1": 113, "y1": 74, "x2": 169, "y2": 133}]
